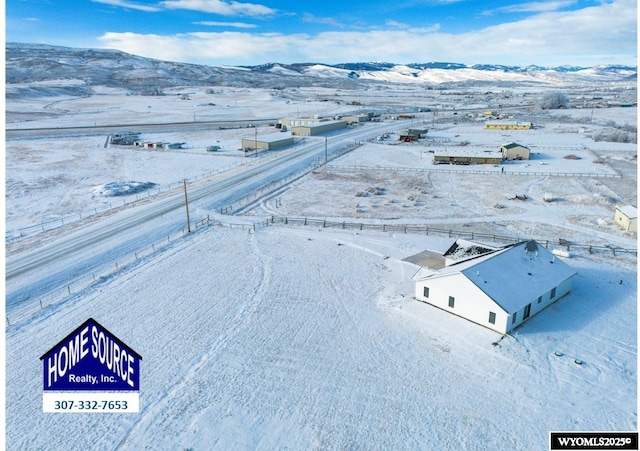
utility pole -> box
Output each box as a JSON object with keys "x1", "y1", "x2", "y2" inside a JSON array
[
  {"x1": 254, "y1": 128, "x2": 258, "y2": 158},
  {"x1": 183, "y1": 180, "x2": 191, "y2": 233},
  {"x1": 325, "y1": 135, "x2": 328, "y2": 163}
]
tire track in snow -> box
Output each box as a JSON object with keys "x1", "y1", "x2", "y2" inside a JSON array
[{"x1": 117, "y1": 233, "x2": 272, "y2": 448}]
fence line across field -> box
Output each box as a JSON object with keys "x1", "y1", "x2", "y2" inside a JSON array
[
  {"x1": 6, "y1": 212, "x2": 636, "y2": 328},
  {"x1": 265, "y1": 215, "x2": 636, "y2": 255},
  {"x1": 326, "y1": 164, "x2": 622, "y2": 178}
]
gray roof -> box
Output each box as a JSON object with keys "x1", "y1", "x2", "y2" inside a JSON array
[
  {"x1": 501, "y1": 142, "x2": 529, "y2": 149},
  {"x1": 616, "y1": 205, "x2": 637, "y2": 219},
  {"x1": 415, "y1": 240, "x2": 577, "y2": 314}
]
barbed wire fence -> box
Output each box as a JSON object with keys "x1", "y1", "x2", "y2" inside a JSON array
[{"x1": 5, "y1": 213, "x2": 216, "y2": 327}]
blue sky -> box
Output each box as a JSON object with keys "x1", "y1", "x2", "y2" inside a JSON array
[{"x1": 5, "y1": 0, "x2": 637, "y2": 66}]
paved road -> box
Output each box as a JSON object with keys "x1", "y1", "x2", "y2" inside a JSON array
[
  {"x1": 6, "y1": 121, "x2": 402, "y2": 308},
  {"x1": 5, "y1": 119, "x2": 277, "y2": 140}
]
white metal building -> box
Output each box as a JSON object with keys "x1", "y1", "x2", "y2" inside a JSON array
[
  {"x1": 290, "y1": 120, "x2": 347, "y2": 136},
  {"x1": 413, "y1": 240, "x2": 577, "y2": 334}
]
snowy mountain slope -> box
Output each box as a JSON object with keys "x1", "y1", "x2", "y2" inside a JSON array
[{"x1": 6, "y1": 42, "x2": 636, "y2": 94}]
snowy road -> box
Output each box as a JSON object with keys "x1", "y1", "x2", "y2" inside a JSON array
[{"x1": 6, "y1": 121, "x2": 403, "y2": 311}]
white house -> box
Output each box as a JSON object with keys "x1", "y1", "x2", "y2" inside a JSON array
[{"x1": 413, "y1": 240, "x2": 577, "y2": 334}]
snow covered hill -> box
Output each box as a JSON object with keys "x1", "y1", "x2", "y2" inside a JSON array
[{"x1": 6, "y1": 42, "x2": 636, "y2": 95}]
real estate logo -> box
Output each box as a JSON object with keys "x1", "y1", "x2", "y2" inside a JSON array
[{"x1": 40, "y1": 318, "x2": 142, "y2": 412}]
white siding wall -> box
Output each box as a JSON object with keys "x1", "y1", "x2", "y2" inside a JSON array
[
  {"x1": 416, "y1": 274, "x2": 575, "y2": 334},
  {"x1": 415, "y1": 275, "x2": 508, "y2": 334},
  {"x1": 614, "y1": 209, "x2": 637, "y2": 232},
  {"x1": 506, "y1": 276, "x2": 574, "y2": 332}
]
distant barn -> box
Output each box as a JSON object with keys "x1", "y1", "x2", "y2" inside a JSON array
[
  {"x1": 433, "y1": 149, "x2": 502, "y2": 165},
  {"x1": 485, "y1": 121, "x2": 532, "y2": 130},
  {"x1": 500, "y1": 142, "x2": 530, "y2": 160}
]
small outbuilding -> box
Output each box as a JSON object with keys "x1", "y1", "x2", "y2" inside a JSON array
[
  {"x1": 412, "y1": 240, "x2": 577, "y2": 334},
  {"x1": 613, "y1": 205, "x2": 637, "y2": 232},
  {"x1": 500, "y1": 142, "x2": 530, "y2": 160},
  {"x1": 407, "y1": 128, "x2": 429, "y2": 138}
]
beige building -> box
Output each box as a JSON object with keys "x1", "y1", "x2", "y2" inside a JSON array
[
  {"x1": 433, "y1": 149, "x2": 503, "y2": 165},
  {"x1": 241, "y1": 134, "x2": 294, "y2": 151},
  {"x1": 341, "y1": 114, "x2": 371, "y2": 124},
  {"x1": 485, "y1": 121, "x2": 532, "y2": 130},
  {"x1": 500, "y1": 142, "x2": 530, "y2": 160},
  {"x1": 614, "y1": 205, "x2": 637, "y2": 232}
]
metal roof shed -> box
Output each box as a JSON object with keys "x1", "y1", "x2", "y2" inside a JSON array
[{"x1": 290, "y1": 120, "x2": 347, "y2": 136}]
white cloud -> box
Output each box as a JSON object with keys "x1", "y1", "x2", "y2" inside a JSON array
[
  {"x1": 302, "y1": 13, "x2": 344, "y2": 28},
  {"x1": 98, "y1": 0, "x2": 637, "y2": 66},
  {"x1": 92, "y1": 0, "x2": 161, "y2": 12},
  {"x1": 383, "y1": 20, "x2": 440, "y2": 33},
  {"x1": 488, "y1": 0, "x2": 577, "y2": 14},
  {"x1": 160, "y1": 0, "x2": 277, "y2": 17},
  {"x1": 194, "y1": 21, "x2": 258, "y2": 28}
]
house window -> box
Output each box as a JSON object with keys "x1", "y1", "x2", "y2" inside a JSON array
[
  {"x1": 448, "y1": 296, "x2": 455, "y2": 308},
  {"x1": 512, "y1": 312, "x2": 517, "y2": 324},
  {"x1": 550, "y1": 287, "x2": 556, "y2": 299},
  {"x1": 523, "y1": 303, "x2": 531, "y2": 320},
  {"x1": 488, "y1": 312, "x2": 496, "y2": 324},
  {"x1": 537, "y1": 296, "x2": 542, "y2": 304},
  {"x1": 423, "y1": 286, "x2": 429, "y2": 298}
]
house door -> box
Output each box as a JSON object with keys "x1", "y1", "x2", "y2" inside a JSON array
[{"x1": 523, "y1": 303, "x2": 531, "y2": 320}]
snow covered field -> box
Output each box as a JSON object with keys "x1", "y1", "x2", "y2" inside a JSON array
[{"x1": 5, "y1": 85, "x2": 637, "y2": 450}]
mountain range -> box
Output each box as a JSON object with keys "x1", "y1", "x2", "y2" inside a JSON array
[{"x1": 6, "y1": 42, "x2": 637, "y2": 96}]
